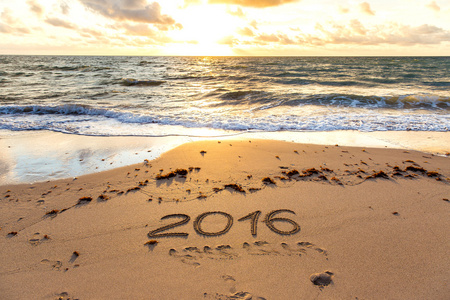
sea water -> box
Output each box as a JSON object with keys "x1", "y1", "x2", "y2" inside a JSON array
[{"x1": 1, "y1": 56, "x2": 449, "y2": 136}]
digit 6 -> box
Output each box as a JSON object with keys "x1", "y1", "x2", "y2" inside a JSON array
[{"x1": 264, "y1": 209, "x2": 300, "y2": 235}]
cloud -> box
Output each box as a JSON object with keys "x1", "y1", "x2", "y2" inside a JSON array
[
  {"x1": 218, "y1": 35, "x2": 238, "y2": 45},
  {"x1": 227, "y1": 7, "x2": 245, "y2": 17},
  {"x1": 237, "y1": 27, "x2": 254, "y2": 36},
  {"x1": 78, "y1": 28, "x2": 104, "y2": 38},
  {"x1": 182, "y1": 0, "x2": 202, "y2": 8},
  {"x1": 359, "y1": 2, "x2": 375, "y2": 16},
  {"x1": 237, "y1": 21, "x2": 450, "y2": 48},
  {"x1": 208, "y1": 0, "x2": 299, "y2": 8},
  {"x1": 308, "y1": 22, "x2": 450, "y2": 46},
  {"x1": 338, "y1": 6, "x2": 349, "y2": 14},
  {"x1": 255, "y1": 33, "x2": 294, "y2": 45},
  {"x1": 0, "y1": 23, "x2": 13, "y2": 34},
  {"x1": 426, "y1": 1, "x2": 440, "y2": 12},
  {"x1": 257, "y1": 33, "x2": 280, "y2": 42},
  {"x1": 350, "y1": 19, "x2": 366, "y2": 35},
  {"x1": 0, "y1": 9, "x2": 31, "y2": 34},
  {"x1": 27, "y1": 0, "x2": 44, "y2": 17},
  {"x1": 1, "y1": 9, "x2": 17, "y2": 25},
  {"x1": 45, "y1": 17, "x2": 76, "y2": 29},
  {"x1": 154, "y1": 22, "x2": 183, "y2": 31},
  {"x1": 121, "y1": 23, "x2": 155, "y2": 36},
  {"x1": 79, "y1": 0, "x2": 176, "y2": 25},
  {"x1": 60, "y1": 2, "x2": 70, "y2": 15},
  {"x1": 0, "y1": 22, "x2": 31, "y2": 34},
  {"x1": 72, "y1": 21, "x2": 175, "y2": 47},
  {"x1": 117, "y1": 23, "x2": 173, "y2": 43}
]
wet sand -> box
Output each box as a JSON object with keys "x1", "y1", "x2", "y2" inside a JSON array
[{"x1": 1, "y1": 129, "x2": 449, "y2": 185}]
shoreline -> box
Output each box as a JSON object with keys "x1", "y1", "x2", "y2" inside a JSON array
[
  {"x1": 1, "y1": 129, "x2": 449, "y2": 186},
  {"x1": 1, "y1": 138, "x2": 449, "y2": 299}
]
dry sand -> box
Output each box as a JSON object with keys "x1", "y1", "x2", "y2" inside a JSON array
[{"x1": 1, "y1": 139, "x2": 449, "y2": 299}]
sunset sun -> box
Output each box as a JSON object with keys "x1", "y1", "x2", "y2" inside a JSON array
[{"x1": 166, "y1": 3, "x2": 240, "y2": 55}]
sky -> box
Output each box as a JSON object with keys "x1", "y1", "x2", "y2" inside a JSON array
[{"x1": 0, "y1": 0, "x2": 449, "y2": 56}]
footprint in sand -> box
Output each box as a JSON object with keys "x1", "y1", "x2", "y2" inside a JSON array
[
  {"x1": 243, "y1": 241, "x2": 327, "y2": 258},
  {"x1": 169, "y1": 248, "x2": 200, "y2": 266},
  {"x1": 310, "y1": 270, "x2": 334, "y2": 287},
  {"x1": 169, "y1": 241, "x2": 328, "y2": 266},
  {"x1": 40, "y1": 259, "x2": 63, "y2": 271},
  {"x1": 203, "y1": 291, "x2": 266, "y2": 300},
  {"x1": 40, "y1": 252, "x2": 81, "y2": 272},
  {"x1": 55, "y1": 291, "x2": 79, "y2": 300},
  {"x1": 28, "y1": 232, "x2": 51, "y2": 246},
  {"x1": 169, "y1": 245, "x2": 238, "y2": 266},
  {"x1": 221, "y1": 274, "x2": 237, "y2": 293}
]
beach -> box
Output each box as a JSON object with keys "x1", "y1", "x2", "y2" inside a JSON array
[
  {"x1": 1, "y1": 0, "x2": 449, "y2": 296},
  {"x1": 1, "y1": 134, "x2": 449, "y2": 299},
  {"x1": 1, "y1": 55, "x2": 449, "y2": 299}
]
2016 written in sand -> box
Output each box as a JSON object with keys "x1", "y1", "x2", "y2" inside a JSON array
[{"x1": 149, "y1": 210, "x2": 301, "y2": 238}]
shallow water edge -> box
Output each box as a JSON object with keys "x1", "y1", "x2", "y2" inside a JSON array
[{"x1": 0, "y1": 129, "x2": 449, "y2": 185}]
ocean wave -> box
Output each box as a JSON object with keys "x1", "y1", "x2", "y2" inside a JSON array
[
  {"x1": 138, "y1": 60, "x2": 153, "y2": 66},
  {"x1": 272, "y1": 77, "x2": 405, "y2": 87},
  {"x1": 424, "y1": 81, "x2": 450, "y2": 87},
  {"x1": 26, "y1": 64, "x2": 113, "y2": 72},
  {"x1": 120, "y1": 78, "x2": 165, "y2": 86},
  {"x1": 306, "y1": 94, "x2": 450, "y2": 110},
  {"x1": 273, "y1": 71, "x2": 310, "y2": 78},
  {"x1": 209, "y1": 91, "x2": 450, "y2": 110},
  {"x1": 0, "y1": 109, "x2": 448, "y2": 135},
  {"x1": 219, "y1": 90, "x2": 267, "y2": 101},
  {"x1": 165, "y1": 74, "x2": 224, "y2": 81},
  {"x1": 0, "y1": 104, "x2": 110, "y2": 116}
]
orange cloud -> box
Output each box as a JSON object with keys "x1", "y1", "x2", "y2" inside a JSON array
[
  {"x1": 308, "y1": 22, "x2": 450, "y2": 46},
  {"x1": 45, "y1": 17, "x2": 76, "y2": 29},
  {"x1": 227, "y1": 7, "x2": 245, "y2": 17},
  {"x1": 359, "y1": 2, "x2": 375, "y2": 16},
  {"x1": 119, "y1": 23, "x2": 155, "y2": 36},
  {"x1": 0, "y1": 8, "x2": 31, "y2": 34},
  {"x1": 218, "y1": 35, "x2": 238, "y2": 45},
  {"x1": 237, "y1": 27, "x2": 254, "y2": 36},
  {"x1": 236, "y1": 21, "x2": 450, "y2": 49},
  {"x1": 1, "y1": 9, "x2": 17, "y2": 25},
  {"x1": 338, "y1": 6, "x2": 349, "y2": 14},
  {"x1": 0, "y1": 23, "x2": 31, "y2": 34},
  {"x1": 208, "y1": 0, "x2": 299, "y2": 8},
  {"x1": 255, "y1": 33, "x2": 294, "y2": 45},
  {"x1": 257, "y1": 33, "x2": 280, "y2": 42},
  {"x1": 80, "y1": 0, "x2": 176, "y2": 25},
  {"x1": 182, "y1": 0, "x2": 202, "y2": 7},
  {"x1": 60, "y1": 2, "x2": 70, "y2": 15},
  {"x1": 426, "y1": 1, "x2": 440, "y2": 12},
  {"x1": 350, "y1": 19, "x2": 366, "y2": 35},
  {"x1": 27, "y1": 0, "x2": 44, "y2": 17}
]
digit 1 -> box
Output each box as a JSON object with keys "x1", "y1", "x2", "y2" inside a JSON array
[{"x1": 238, "y1": 211, "x2": 261, "y2": 236}]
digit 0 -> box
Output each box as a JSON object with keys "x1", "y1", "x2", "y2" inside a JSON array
[{"x1": 193, "y1": 211, "x2": 233, "y2": 236}]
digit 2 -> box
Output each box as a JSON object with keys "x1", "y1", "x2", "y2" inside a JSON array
[{"x1": 148, "y1": 214, "x2": 190, "y2": 238}]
